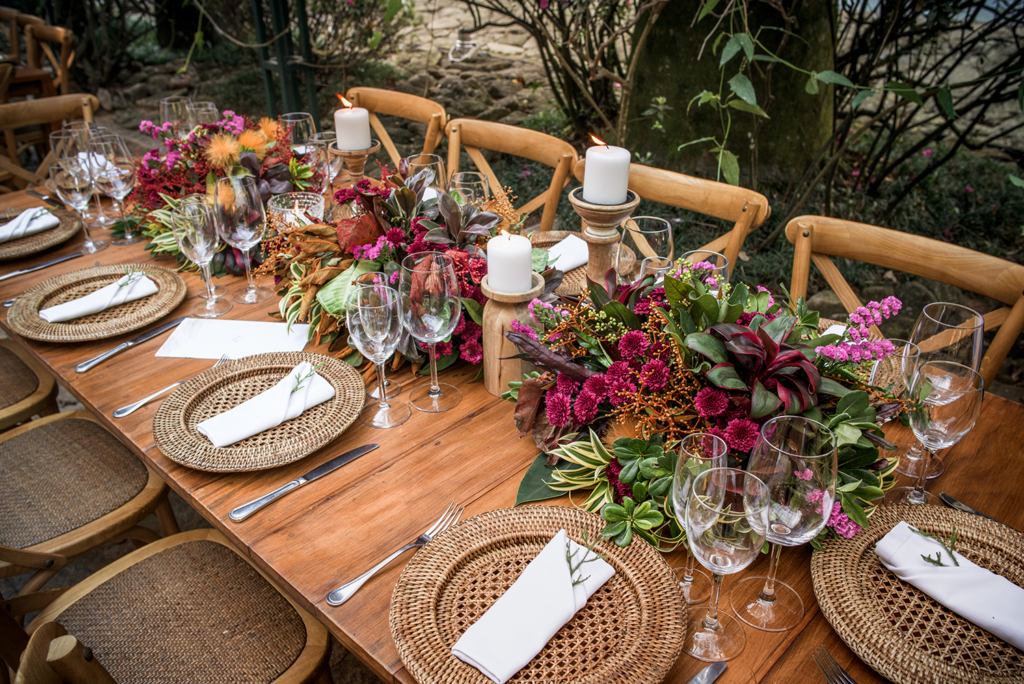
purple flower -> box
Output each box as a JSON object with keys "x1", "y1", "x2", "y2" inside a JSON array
[
  {"x1": 725, "y1": 418, "x2": 759, "y2": 452},
  {"x1": 618, "y1": 330, "x2": 650, "y2": 359},
  {"x1": 573, "y1": 390, "x2": 599, "y2": 423},
  {"x1": 545, "y1": 392, "x2": 572, "y2": 427},
  {"x1": 806, "y1": 488, "x2": 826, "y2": 514},
  {"x1": 510, "y1": 319, "x2": 538, "y2": 341},
  {"x1": 794, "y1": 468, "x2": 813, "y2": 481},
  {"x1": 639, "y1": 358, "x2": 669, "y2": 391},
  {"x1": 555, "y1": 373, "x2": 579, "y2": 396},
  {"x1": 965, "y1": 185, "x2": 975, "y2": 193},
  {"x1": 164, "y1": 150, "x2": 182, "y2": 170},
  {"x1": 922, "y1": 149, "x2": 933, "y2": 157},
  {"x1": 827, "y1": 501, "x2": 861, "y2": 539},
  {"x1": 583, "y1": 374, "x2": 608, "y2": 398},
  {"x1": 694, "y1": 387, "x2": 729, "y2": 418}
]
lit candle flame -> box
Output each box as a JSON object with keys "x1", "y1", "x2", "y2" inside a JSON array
[
  {"x1": 589, "y1": 134, "x2": 607, "y2": 146},
  {"x1": 336, "y1": 95, "x2": 353, "y2": 109},
  {"x1": 292, "y1": 199, "x2": 301, "y2": 212}
]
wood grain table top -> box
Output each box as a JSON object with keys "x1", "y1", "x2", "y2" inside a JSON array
[{"x1": 2, "y1": 189, "x2": 1022, "y2": 684}]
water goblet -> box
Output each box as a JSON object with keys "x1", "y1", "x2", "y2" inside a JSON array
[
  {"x1": 48, "y1": 164, "x2": 108, "y2": 254},
  {"x1": 267, "y1": 193, "x2": 325, "y2": 233},
  {"x1": 177, "y1": 194, "x2": 227, "y2": 299},
  {"x1": 311, "y1": 132, "x2": 343, "y2": 214},
  {"x1": 682, "y1": 249, "x2": 731, "y2": 294},
  {"x1": 89, "y1": 134, "x2": 139, "y2": 245},
  {"x1": 346, "y1": 284, "x2": 411, "y2": 428},
  {"x1": 171, "y1": 204, "x2": 232, "y2": 318},
  {"x1": 213, "y1": 176, "x2": 272, "y2": 304},
  {"x1": 187, "y1": 101, "x2": 220, "y2": 127},
  {"x1": 405, "y1": 154, "x2": 447, "y2": 201},
  {"x1": 614, "y1": 216, "x2": 673, "y2": 286},
  {"x1": 450, "y1": 171, "x2": 490, "y2": 205},
  {"x1": 59, "y1": 123, "x2": 112, "y2": 227}
]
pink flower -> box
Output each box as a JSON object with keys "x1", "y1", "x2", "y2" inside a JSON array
[
  {"x1": 922, "y1": 149, "x2": 933, "y2": 157},
  {"x1": 555, "y1": 373, "x2": 579, "y2": 396},
  {"x1": 573, "y1": 390, "x2": 600, "y2": 423},
  {"x1": 583, "y1": 374, "x2": 608, "y2": 398},
  {"x1": 384, "y1": 228, "x2": 406, "y2": 246},
  {"x1": 509, "y1": 319, "x2": 538, "y2": 341},
  {"x1": 827, "y1": 501, "x2": 861, "y2": 539},
  {"x1": 640, "y1": 358, "x2": 669, "y2": 391},
  {"x1": 694, "y1": 387, "x2": 729, "y2": 418},
  {"x1": 806, "y1": 488, "x2": 826, "y2": 514},
  {"x1": 459, "y1": 338, "x2": 483, "y2": 364},
  {"x1": 725, "y1": 418, "x2": 759, "y2": 452},
  {"x1": 164, "y1": 150, "x2": 182, "y2": 170},
  {"x1": 618, "y1": 330, "x2": 650, "y2": 359},
  {"x1": 851, "y1": 170, "x2": 860, "y2": 176},
  {"x1": 794, "y1": 468, "x2": 814, "y2": 481},
  {"x1": 545, "y1": 392, "x2": 572, "y2": 426},
  {"x1": 965, "y1": 185, "x2": 974, "y2": 193},
  {"x1": 606, "y1": 361, "x2": 631, "y2": 380}
]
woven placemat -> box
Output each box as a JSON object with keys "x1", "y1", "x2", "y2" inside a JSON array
[
  {"x1": 152, "y1": 352, "x2": 363, "y2": 472},
  {"x1": 0, "y1": 207, "x2": 81, "y2": 262},
  {"x1": 390, "y1": 505, "x2": 687, "y2": 684},
  {"x1": 531, "y1": 230, "x2": 587, "y2": 298},
  {"x1": 6, "y1": 264, "x2": 187, "y2": 343},
  {"x1": 812, "y1": 504, "x2": 1024, "y2": 683}
]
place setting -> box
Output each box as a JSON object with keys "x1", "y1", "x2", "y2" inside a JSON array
[{"x1": 0, "y1": 203, "x2": 82, "y2": 261}]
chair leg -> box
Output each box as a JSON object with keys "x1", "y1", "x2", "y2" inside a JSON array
[
  {"x1": 121, "y1": 526, "x2": 162, "y2": 549},
  {"x1": 38, "y1": 389, "x2": 59, "y2": 418},
  {"x1": 154, "y1": 495, "x2": 181, "y2": 536},
  {"x1": 315, "y1": 667, "x2": 334, "y2": 684}
]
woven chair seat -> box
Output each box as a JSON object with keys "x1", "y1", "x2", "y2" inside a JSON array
[
  {"x1": 0, "y1": 418, "x2": 148, "y2": 548},
  {"x1": 0, "y1": 343, "x2": 39, "y2": 410},
  {"x1": 53, "y1": 539, "x2": 308, "y2": 684}
]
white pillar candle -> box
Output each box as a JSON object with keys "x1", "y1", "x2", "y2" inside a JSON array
[
  {"x1": 334, "y1": 107, "x2": 371, "y2": 151},
  {"x1": 486, "y1": 232, "x2": 533, "y2": 293},
  {"x1": 582, "y1": 144, "x2": 631, "y2": 205}
]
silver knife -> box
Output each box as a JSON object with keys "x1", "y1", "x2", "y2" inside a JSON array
[
  {"x1": 0, "y1": 250, "x2": 85, "y2": 283},
  {"x1": 75, "y1": 316, "x2": 188, "y2": 373},
  {"x1": 229, "y1": 444, "x2": 380, "y2": 522},
  {"x1": 939, "y1": 493, "x2": 1009, "y2": 527},
  {"x1": 685, "y1": 663, "x2": 727, "y2": 684},
  {"x1": 26, "y1": 189, "x2": 63, "y2": 208}
]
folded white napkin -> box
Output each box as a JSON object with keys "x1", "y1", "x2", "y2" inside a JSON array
[
  {"x1": 875, "y1": 521, "x2": 1024, "y2": 650},
  {"x1": 545, "y1": 234, "x2": 588, "y2": 272},
  {"x1": 39, "y1": 272, "x2": 159, "y2": 323},
  {"x1": 0, "y1": 207, "x2": 59, "y2": 244},
  {"x1": 452, "y1": 529, "x2": 615, "y2": 684},
  {"x1": 196, "y1": 361, "x2": 336, "y2": 447}
]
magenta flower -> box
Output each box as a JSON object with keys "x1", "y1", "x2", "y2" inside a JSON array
[
  {"x1": 573, "y1": 390, "x2": 599, "y2": 423},
  {"x1": 606, "y1": 360, "x2": 631, "y2": 380},
  {"x1": 694, "y1": 387, "x2": 729, "y2": 418},
  {"x1": 583, "y1": 374, "x2": 608, "y2": 398},
  {"x1": 640, "y1": 358, "x2": 669, "y2": 391},
  {"x1": 827, "y1": 501, "x2": 861, "y2": 539},
  {"x1": 965, "y1": 185, "x2": 975, "y2": 193},
  {"x1": 794, "y1": 468, "x2": 814, "y2": 481},
  {"x1": 509, "y1": 319, "x2": 538, "y2": 341},
  {"x1": 806, "y1": 488, "x2": 826, "y2": 513},
  {"x1": 546, "y1": 392, "x2": 572, "y2": 427},
  {"x1": 725, "y1": 418, "x2": 759, "y2": 452},
  {"x1": 618, "y1": 330, "x2": 650, "y2": 359},
  {"x1": 555, "y1": 373, "x2": 579, "y2": 396},
  {"x1": 922, "y1": 149, "x2": 933, "y2": 157}
]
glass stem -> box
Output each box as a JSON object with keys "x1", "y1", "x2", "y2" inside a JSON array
[
  {"x1": 702, "y1": 574, "x2": 724, "y2": 631},
  {"x1": 240, "y1": 248, "x2": 255, "y2": 293},
  {"x1": 118, "y1": 201, "x2": 131, "y2": 239},
  {"x1": 375, "y1": 362, "x2": 390, "y2": 410},
  {"x1": 910, "y1": 443, "x2": 932, "y2": 503},
  {"x1": 428, "y1": 343, "x2": 441, "y2": 398},
  {"x1": 200, "y1": 262, "x2": 216, "y2": 303},
  {"x1": 758, "y1": 543, "x2": 783, "y2": 603},
  {"x1": 77, "y1": 208, "x2": 94, "y2": 243},
  {"x1": 682, "y1": 547, "x2": 697, "y2": 583}
]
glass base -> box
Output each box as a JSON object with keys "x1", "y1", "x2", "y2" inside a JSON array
[
  {"x1": 84, "y1": 207, "x2": 112, "y2": 226},
  {"x1": 191, "y1": 297, "x2": 232, "y2": 318},
  {"x1": 729, "y1": 576, "x2": 804, "y2": 632},
  {"x1": 410, "y1": 383, "x2": 462, "y2": 412},
  {"x1": 232, "y1": 285, "x2": 273, "y2": 304},
  {"x1": 112, "y1": 234, "x2": 144, "y2": 246},
  {"x1": 673, "y1": 565, "x2": 713, "y2": 605},
  {"x1": 367, "y1": 377, "x2": 401, "y2": 400},
  {"x1": 884, "y1": 486, "x2": 941, "y2": 506},
  {"x1": 359, "y1": 400, "x2": 411, "y2": 428},
  {"x1": 895, "y1": 453, "x2": 944, "y2": 479},
  {"x1": 80, "y1": 239, "x2": 109, "y2": 254},
  {"x1": 198, "y1": 283, "x2": 228, "y2": 299},
  {"x1": 684, "y1": 609, "x2": 747, "y2": 662}
]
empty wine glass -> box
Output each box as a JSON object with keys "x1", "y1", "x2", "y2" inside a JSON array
[
  {"x1": 311, "y1": 132, "x2": 343, "y2": 215},
  {"x1": 352, "y1": 270, "x2": 402, "y2": 399},
  {"x1": 405, "y1": 154, "x2": 446, "y2": 201},
  {"x1": 399, "y1": 252, "x2": 462, "y2": 412},
  {"x1": 671, "y1": 433, "x2": 728, "y2": 604},
  {"x1": 281, "y1": 112, "x2": 317, "y2": 163},
  {"x1": 172, "y1": 203, "x2": 232, "y2": 318},
  {"x1": 730, "y1": 416, "x2": 837, "y2": 632},
  {"x1": 90, "y1": 134, "x2": 138, "y2": 245},
  {"x1": 684, "y1": 467, "x2": 770, "y2": 662},
  {"x1": 682, "y1": 249, "x2": 731, "y2": 295},
  {"x1": 59, "y1": 123, "x2": 111, "y2": 227},
  {"x1": 887, "y1": 360, "x2": 984, "y2": 505},
  {"x1": 49, "y1": 164, "x2": 108, "y2": 254},
  {"x1": 614, "y1": 216, "x2": 673, "y2": 285},
  {"x1": 347, "y1": 284, "x2": 411, "y2": 428},
  {"x1": 866, "y1": 339, "x2": 934, "y2": 480},
  {"x1": 450, "y1": 171, "x2": 490, "y2": 205},
  {"x1": 213, "y1": 176, "x2": 271, "y2": 304},
  {"x1": 177, "y1": 194, "x2": 227, "y2": 300},
  {"x1": 187, "y1": 101, "x2": 221, "y2": 127},
  {"x1": 160, "y1": 96, "x2": 191, "y2": 137}
]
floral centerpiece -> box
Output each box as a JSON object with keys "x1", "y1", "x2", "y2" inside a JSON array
[{"x1": 506, "y1": 260, "x2": 906, "y2": 551}]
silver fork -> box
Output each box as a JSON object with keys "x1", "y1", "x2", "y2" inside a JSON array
[
  {"x1": 112, "y1": 354, "x2": 230, "y2": 418},
  {"x1": 813, "y1": 644, "x2": 858, "y2": 684},
  {"x1": 326, "y1": 500, "x2": 464, "y2": 606},
  {"x1": 3, "y1": 260, "x2": 100, "y2": 307}
]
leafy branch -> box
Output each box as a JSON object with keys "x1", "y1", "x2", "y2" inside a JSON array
[
  {"x1": 912, "y1": 524, "x2": 959, "y2": 568},
  {"x1": 566, "y1": 528, "x2": 606, "y2": 587},
  {"x1": 291, "y1": 362, "x2": 325, "y2": 395}
]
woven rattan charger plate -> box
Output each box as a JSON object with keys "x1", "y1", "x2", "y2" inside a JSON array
[
  {"x1": 7, "y1": 264, "x2": 187, "y2": 343},
  {"x1": 0, "y1": 207, "x2": 81, "y2": 261},
  {"x1": 390, "y1": 505, "x2": 687, "y2": 684},
  {"x1": 152, "y1": 352, "x2": 363, "y2": 472},
  {"x1": 811, "y1": 504, "x2": 1024, "y2": 683},
  {"x1": 531, "y1": 231, "x2": 587, "y2": 297}
]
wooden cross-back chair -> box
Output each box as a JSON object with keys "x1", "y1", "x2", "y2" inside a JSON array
[
  {"x1": 573, "y1": 159, "x2": 771, "y2": 270},
  {"x1": 447, "y1": 118, "x2": 578, "y2": 233},
  {"x1": 0, "y1": 339, "x2": 58, "y2": 432},
  {"x1": 6, "y1": 620, "x2": 116, "y2": 684},
  {"x1": 0, "y1": 93, "x2": 96, "y2": 192},
  {"x1": 345, "y1": 87, "x2": 446, "y2": 170},
  {"x1": 0, "y1": 9, "x2": 41, "y2": 62},
  {"x1": 786, "y1": 215, "x2": 1024, "y2": 386},
  {"x1": 25, "y1": 25, "x2": 74, "y2": 96}
]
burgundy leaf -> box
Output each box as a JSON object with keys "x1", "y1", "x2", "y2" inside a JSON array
[
  {"x1": 513, "y1": 373, "x2": 551, "y2": 437},
  {"x1": 505, "y1": 331, "x2": 597, "y2": 383}
]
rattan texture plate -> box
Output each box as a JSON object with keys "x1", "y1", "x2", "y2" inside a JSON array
[
  {"x1": 6, "y1": 264, "x2": 187, "y2": 343},
  {"x1": 390, "y1": 505, "x2": 687, "y2": 684},
  {"x1": 152, "y1": 352, "x2": 363, "y2": 472},
  {"x1": 812, "y1": 504, "x2": 1024, "y2": 684},
  {"x1": 532, "y1": 230, "x2": 587, "y2": 297},
  {"x1": 0, "y1": 207, "x2": 81, "y2": 262}
]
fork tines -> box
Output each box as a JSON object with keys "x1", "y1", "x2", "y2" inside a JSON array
[
  {"x1": 813, "y1": 644, "x2": 858, "y2": 684},
  {"x1": 427, "y1": 500, "x2": 465, "y2": 538}
]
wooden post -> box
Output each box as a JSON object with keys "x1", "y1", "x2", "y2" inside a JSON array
[
  {"x1": 481, "y1": 273, "x2": 544, "y2": 397},
  {"x1": 567, "y1": 187, "x2": 641, "y2": 283}
]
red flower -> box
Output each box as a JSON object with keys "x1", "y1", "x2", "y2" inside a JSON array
[
  {"x1": 725, "y1": 418, "x2": 760, "y2": 452},
  {"x1": 545, "y1": 392, "x2": 572, "y2": 427},
  {"x1": 694, "y1": 387, "x2": 729, "y2": 418}
]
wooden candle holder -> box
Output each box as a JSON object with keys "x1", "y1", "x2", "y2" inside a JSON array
[
  {"x1": 481, "y1": 272, "x2": 545, "y2": 398},
  {"x1": 329, "y1": 140, "x2": 382, "y2": 185},
  {"x1": 567, "y1": 187, "x2": 642, "y2": 283}
]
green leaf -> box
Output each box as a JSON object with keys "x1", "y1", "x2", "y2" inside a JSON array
[
  {"x1": 706, "y1": 364, "x2": 748, "y2": 390},
  {"x1": 603, "y1": 301, "x2": 641, "y2": 330},
  {"x1": 515, "y1": 454, "x2": 564, "y2": 506},
  {"x1": 836, "y1": 391, "x2": 869, "y2": 418},
  {"x1": 462, "y1": 298, "x2": 483, "y2": 325},
  {"x1": 815, "y1": 70, "x2": 855, "y2": 88},
  {"x1": 531, "y1": 248, "x2": 550, "y2": 272},
  {"x1": 384, "y1": 0, "x2": 403, "y2": 22},
  {"x1": 613, "y1": 525, "x2": 633, "y2": 547},
  {"x1": 751, "y1": 380, "x2": 782, "y2": 419},
  {"x1": 834, "y1": 422, "x2": 862, "y2": 447},
  {"x1": 1009, "y1": 174, "x2": 1024, "y2": 188},
  {"x1": 936, "y1": 86, "x2": 957, "y2": 120},
  {"x1": 736, "y1": 33, "x2": 755, "y2": 61},
  {"x1": 718, "y1": 148, "x2": 740, "y2": 186},
  {"x1": 885, "y1": 81, "x2": 923, "y2": 105},
  {"x1": 601, "y1": 520, "x2": 628, "y2": 538},
  {"x1": 368, "y1": 29, "x2": 384, "y2": 50},
  {"x1": 841, "y1": 495, "x2": 870, "y2": 528},
  {"x1": 684, "y1": 332, "x2": 728, "y2": 364},
  {"x1": 728, "y1": 73, "x2": 757, "y2": 106},
  {"x1": 805, "y1": 72, "x2": 820, "y2": 95},
  {"x1": 819, "y1": 376, "x2": 852, "y2": 397},
  {"x1": 720, "y1": 34, "x2": 744, "y2": 66},
  {"x1": 588, "y1": 280, "x2": 610, "y2": 309},
  {"x1": 728, "y1": 100, "x2": 769, "y2": 118},
  {"x1": 697, "y1": 0, "x2": 722, "y2": 22},
  {"x1": 851, "y1": 89, "x2": 873, "y2": 110},
  {"x1": 677, "y1": 136, "x2": 716, "y2": 151}
]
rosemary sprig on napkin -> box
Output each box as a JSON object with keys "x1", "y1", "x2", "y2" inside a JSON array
[
  {"x1": 913, "y1": 524, "x2": 959, "y2": 567},
  {"x1": 566, "y1": 528, "x2": 606, "y2": 587},
  {"x1": 290, "y1": 362, "x2": 324, "y2": 395}
]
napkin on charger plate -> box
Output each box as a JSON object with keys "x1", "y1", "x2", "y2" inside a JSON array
[
  {"x1": 544, "y1": 234, "x2": 589, "y2": 273},
  {"x1": 875, "y1": 520, "x2": 1024, "y2": 650},
  {"x1": 38, "y1": 272, "x2": 159, "y2": 323},
  {"x1": 196, "y1": 361, "x2": 336, "y2": 448},
  {"x1": 452, "y1": 529, "x2": 615, "y2": 684},
  {"x1": 0, "y1": 207, "x2": 60, "y2": 244}
]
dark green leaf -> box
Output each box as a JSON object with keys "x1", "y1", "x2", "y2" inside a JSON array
[
  {"x1": 816, "y1": 70, "x2": 854, "y2": 88},
  {"x1": 728, "y1": 73, "x2": 757, "y2": 106},
  {"x1": 841, "y1": 495, "x2": 870, "y2": 528},
  {"x1": 707, "y1": 364, "x2": 748, "y2": 390},
  {"x1": 836, "y1": 390, "x2": 869, "y2": 418},
  {"x1": 819, "y1": 376, "x2": 852, "y2": 397},
  {"x1": 613, "y1": 526, "x2": 633, "y2": 547},
  {"x1": 885, "y1": 81, "x2": 923, "y2": 105},
  {"x1": 697, "y1": 0, "x2": 722, "y2": 22},
  {"x1": 728, "y1": 100, "x2": 769, "y2": 118},
  {"x1": 603, "y1": 301, "x2": 641, "y2": 330},
  {"x1": 587, "y1": 279, "x2": 610, "y2": 309},
  {"x1": 384, "y1": 0, "x2": 403, "y2": 22},
  {"x1": 515, "y1": 454, "x2": 564, "y2": 506},
  {"x1": 936, "y1": 86, "x2": 957, "y2": 120},
  {"x1": 736, "y1": 33, "x2": 755, "y2": 61},
  {"x1": 462, "y1": 298, "x2": 483, "y2": 325},
  {"x1": 602, "y1": 503, "x2": 629, "y2": 522},
  {"x1": 851, "y1": 89, "x2": 873, "y2": 110},
  {"x1": 685, "y1": 332, "x2": 728, "y2": 364},
  {"x1": 751, "y1": 380, "x2": 782, "y2": 419},
  {"x1": 600, "y1": 520, "x2": 627, "y2": 538},
  {"x1": 720, "y1": 34, "x2": 743, "y2": 66},
  {"x1": 718, "y1": 148, "x2": 740, "y2": 186}
]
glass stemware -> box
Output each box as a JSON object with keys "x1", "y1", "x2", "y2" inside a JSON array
[
  {"x1": 671, "y1": 433, "x2": 728, "y2": 604},
  {"x1": 353, "y1": 271, "x2": 401, "y2": 399},
  {"x1": 450, "y1": 171, "x2": 490, "y2": 205},
  {"x1": 887, "y1": 360, "x2": 984, "y2": 505},
  {"x1": 178, "y1": 193, "x2": 227, "y2": 299},
  {"x1": 405, "y1": 154, "x2": 447, "y2": 201},
  {"x1": 213, "y1": 176, "x2": 272, "y2": 304},
  {"x1": 59, "y1": 122, "x2": 112, "y2": 227},
  {"x1": 682, "y1": 249, "x2": 731, "y2": 294},
  {"x1": 684, "y1": 467, "x2": 770, "y2": 662},
  {"x1": 730, "y1": 416, "x2": 837, "y2": 632},
  {"x1": 280, "y1": 112, "x2": 317, "y2": 163},
  {"x1": 614, "y1": 216, "x2": 673, "y2": 286},
  {"x1": 399, "y1": 252, "x2": 462, "y2": 412},
  {"x1": 89, "y1": 134, "x2": 139, "y2": 245},
  {"x1": 172, "y1": 203, "x2": 232, "y2": 318},
  {"x1": 311, "y1": 132, "x2": 343, "y2": 216},
  {"x1": 48, "y1": 164, "x2": 108, "y2": 254},
  {"x1": 187, "y1": 101, "x2": 221, "y2": 128},
  {"x1": 160, "y1": 96, "x2": 191, "y2": 137},
  {"x1": 346, "y1": 284, "x2": 411, "y2": 429}
]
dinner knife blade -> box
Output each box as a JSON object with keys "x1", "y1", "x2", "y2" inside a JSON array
[
  {"x1": 75, "y1": 315, "x2": 188, "y2": 373},
  {"x1": 26, "y1": 189, "x2": 63, "y2": 208},
  {"x1": 0, "y1": 250, "x2": 85, "y2": 282},
  {"x1": 229, "y1": 444, "x2": 380, "y2": 522},
  {"x1": 939, "y1": 492, "x2": 1008, "y2": 527},
  {"x1": 684, "y1": 662, "x2": 727, "y2": 684}
]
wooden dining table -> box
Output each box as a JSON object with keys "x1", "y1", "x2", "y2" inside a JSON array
[{"x1": 2, "y1": 188, "x2": 1022, "y2": 684}]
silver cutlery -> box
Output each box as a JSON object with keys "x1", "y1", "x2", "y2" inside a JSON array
[
  {"x1": 684, "y1": 662, "x2": 726, "y2": 684},
  {"x1": 813, "y1": 644, "x2": 858, "y2": 684},
  {"x1": 326, "y1": 500, "x2": 464, "y2": 606},
  {"x1": 75, "y1": 316, "x2": 188, "y2": 373},
  {"x1": 229, "y1": 443, "x2": 379, "y2": 522},
  {"x1": 113, "y1": 354, "x2": 231, "y2": 418},
  {"x1": 26, "y1": 189, "x2": 63, "y2": 208},
  {"x1": 940, "y1": 492, "x2": 1010, "y2": 528},
  {"x1": 0, "y1": 250, "x2": 85, "y2": 283}
]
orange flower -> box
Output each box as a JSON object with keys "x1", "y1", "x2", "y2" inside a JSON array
[
  {"x1": 259, "y1": 117, "x2": 280, "y2": 142},
  {"x1": 237, "y1": 129, "x2": 268, "y2": 160},
  {"x1": 205, "y1": 134, "x2": 241, "y2": 168}
]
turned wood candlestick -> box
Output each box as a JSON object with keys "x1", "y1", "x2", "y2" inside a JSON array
[
  {"x1": 567, "y1": 187, "x2": 642, "y2": 283},
  {"x1": 329, "y1": 140, "x2": 382, "y2": 185},
  {"x1": 481, "y1": 272, "x2": 545, "y2": 398}
]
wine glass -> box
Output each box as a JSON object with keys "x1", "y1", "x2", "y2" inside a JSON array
[
  {"x1": 171, "y1": 203, "x2": 232, "y2": 318},
  {"x1": 614, "y1": 216, "x2": 673, "y2": 285},
  {"x1": 886, "y1": 361, "x2": 984, "y2": 505},
  {"x1": 671, "y1": 433, "x2": 728, "y2": 604},
  {"x1": 281, "y1": 112, "x2": 317, "y2": 163},
  {"x1": 48, "y1": 164, "x2": 108, "y2": 254},
  {"x1": 178, "y1": 194, "x2": 227, "y2": 300},
  {"x1": 682, "y1": 249, "x2": 731, "y2": 294},
  {"x1": 89, "y1": 134, "x2": 139, "y2": 245},
  {"x1": 59, "y1": 123, "x2": 112, "y2": 227},
  {"x1": 311, "y1": 132, "x2": 343, "y2": 216},
  {"x1": 684, "y1": 467, "x2": 770, "y2": 662},
  {"x1": 213, "y1": 176, "x2": 272, "y2": 304},
  {"x1": 160, "y1": 96, "x2": 191, "y2": 137},
  {"x1": 346, "y1": 284, "x2": 411, "y2": 428},
  {"x1": 187, "y1": 101, "x2": 220, "y2": 127},
  {"x1": 450, "y1": 171, "x2": 490, "y2": 205},
  {"x1": 730, "y1": 416, "x2": 836, "y2": 632},
  {"x1": 405, "y1": 154, "x2": 446, "y2": 201},
  {"x1": 352, "y1": 270, "x2": 402, "y2": 399},
  {"x1": 399, "y1": 252, "x2": 462, "y2": 412},
  {"x1": 865, "y1": 339, "x2": 933, "y2": 479}
]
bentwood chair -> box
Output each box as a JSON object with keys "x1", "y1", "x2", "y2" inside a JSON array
[
  {"x1": 2, "y1": 530, "x2": 332, "y2": 684},
  {"x1": 0, "y1": 339, "x2": 58, "y2": 432},
  {"x1": 345, "y1": 87, "x2": 446, "y2": 169},
  {"x1": 0, "y1": 93, "x2": 96, "y2": 191},
  {"x1": 0, "y1": 9, "x2": 41, "y2": 63},
  {"x1": 25, "y1": 25, "x2": 74, "y2": 96},
  {"x1": 446, "y1": 118, "x2": 578, "y2": 232},
  {"x1": 786, "y1": 215, "x2": 1024, "y2": 386},
  {"x1": 6, "y1": 619, "x2": 118, "y2": 684}
]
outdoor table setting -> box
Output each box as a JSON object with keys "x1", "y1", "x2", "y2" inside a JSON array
[{"x1": 0, "y1": 102, "x2": 1022, "y2": 684}]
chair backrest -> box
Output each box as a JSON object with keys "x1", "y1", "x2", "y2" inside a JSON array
[
  {"x1": 573, "y1": 159, "x2": 771, "y2": 270},
  {"x1": 446, "y1": 118, "x2": 578, "y2": 232},
  {"x1": 25, "y1": 24, "x2": 74, "y2": 95},
  {"x1": 345, "y1": 87, "x2": 446, "y2": 169},
  {"x1": 0, "y1": 7, "x2": 18, "y2": 58},
  {"x1": 12, "y1": 622, "x2": 115, "y2": 684},
  {"x1": 786, "y1": 215, "x2": 1024, "y2": 386},
  {"x1": 0, "y1": 94, "x2": 97, "y2": 187}
]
